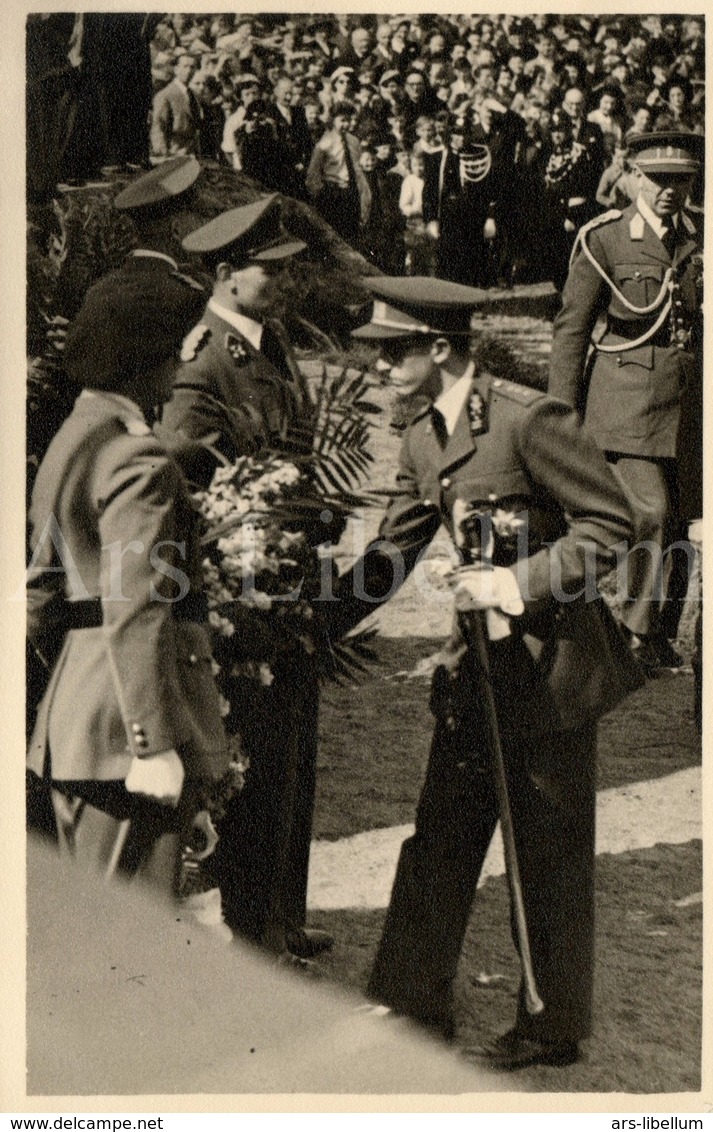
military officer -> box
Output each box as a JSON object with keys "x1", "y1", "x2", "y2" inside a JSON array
[
  {"x1": 159, "y1": 194, "x2": 312, "y2": 473},
  {"x1": 113, "y1": 154, "x2": 205, "y2": 284},
  {"x1": 548, "y1": 131, "x2": 703, "y2": 673},
  {"x1": 26, "y1": 263, "x2": 230, "y2": 893},
  {"x1": 327, "y1": 275, "x2": 638, "y2": 1068},
  {"x1": 159, "y1": 196, "x2": 333, "y2": 967}
]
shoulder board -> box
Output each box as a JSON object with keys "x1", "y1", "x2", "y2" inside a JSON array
[
  {"x1": 490, "y1": 377, "x2": 547, "y2": 407},
  {"x1": 578, "y1": 209, "x2": 622, "y2": 239},
  {"x1": 180, "y1": 324, "x2": 211, "y2": 362}
]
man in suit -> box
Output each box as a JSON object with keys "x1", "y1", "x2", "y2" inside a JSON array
[
  {"x1": 26, "y1": 261, "x2": 229, "y2": 894},
  {"x1": 327, "y1": 275, "x2": 637, "y2": 1067},
  {"x1": 548, "y1": 131, "x2": 703, "y2": 673},
  {"x1": 150, "y1": 52, "x2": 201, "y2": 162},
  {"x1": 159, "y1": 198, "x2": 332, "y2": 967}
]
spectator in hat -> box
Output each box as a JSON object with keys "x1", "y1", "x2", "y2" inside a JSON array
[
  {"x1": 325, "y1": 273, "x2": 635, "y2": 1064},
  {"x1": 549, "y1": 130, "x2": 704, "y2": 674},
  {"x1": 149, "y1": 52, "x2": 202, "y2": 162},
  {"x1": 221, "y1": 73, "x2": 261, "y2": 170},
  {"x1": 26, "y1": 261, "x2": 230, "y2": 895},
  {"x1": 305, "y1": 100, "x2": 371, "y2": 244},
  {"x1": 159, "y1": 197, "x2": 336, "y2": 969}
]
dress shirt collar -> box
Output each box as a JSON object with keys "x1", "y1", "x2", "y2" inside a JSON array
[
  {"x1": 636, "y1": 193, "x2": 678, "y2": 240},
  {"x1": 433, "y1": 362, "x2": 476, "y2": 436},
  {"x1": 208, "y1": 297, "x2": 263, "y2": 350},
  {"x1": 131, "y1": 249, "x2": 179, "y2": 269}
]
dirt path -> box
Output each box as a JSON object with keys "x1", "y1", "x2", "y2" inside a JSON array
[{"x1": 307, "y1": 766, "x2": 701, "y2": 910}]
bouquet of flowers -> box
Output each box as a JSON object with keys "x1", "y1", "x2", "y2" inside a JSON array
[{"x1": 195, "y1": 363, "x2": 381, "y2": 728}]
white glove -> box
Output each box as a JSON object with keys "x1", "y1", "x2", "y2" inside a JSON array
[
  {"x1": 426, "y1": 220, "x2": 440, "y2": 239},
  {"x1": 483, "y1": 217, "x2": 497, "y2": 240},
  {"x1": 124, "y1": 749, "x2": 185, "y2": 807},
  {"x1": 449, "y1": 565, "x2": 524, "y2": 616}
]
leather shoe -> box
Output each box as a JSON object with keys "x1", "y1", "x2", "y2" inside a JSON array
[
  {"x1": 275, "y1": 952, "x2": 323, "y2": 978},
  {"x1": 634, "y1": 636, "x2": 684, "y2": 677},
  {"x1": 462, "y1": 1029, "x2": 580, "y2": 1071},
  {"x1": 285, "y1": 927, "x2": 335, "y2": 959}
]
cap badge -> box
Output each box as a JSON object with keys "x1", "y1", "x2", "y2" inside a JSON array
[
  {"x1": 467, "y1": 390, "x2": 489, "y2": 436},
  {"x1": 225, "y1": 332, "x2": 250, "y2": 365},
  {"x1": 180, "y1": 324, "x2": 210, "y2": 362}
]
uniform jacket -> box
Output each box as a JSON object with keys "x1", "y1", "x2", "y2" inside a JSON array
[
  {"x1": 331, "y1": 373, "x2": 639, "y2": 732},
  {"x1": 549, "y1": 201, "x2": 703, "y2": 458},
  {"x1": 159, "y1": 304, "x2": 309, "y2": 476},
  {"x1": 27, "y1": 393, "x2": 229, "y2": 783},
  {"x1": 150, "y1": 78, "x2": 200, "y2": 159}
]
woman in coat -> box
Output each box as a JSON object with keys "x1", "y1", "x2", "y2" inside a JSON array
[{"x1": 26, "y1": 265, "x2": 230, "y2": 892}]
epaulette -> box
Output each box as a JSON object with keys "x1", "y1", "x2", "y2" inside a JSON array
[
  {"x1": 180, "y1": 324, "x2": 211, "y2": 362},
  {"x1": 578, "y1": 208, "x2": 622, "y2": 238},
  {"x1": 489, "y1": 377, "x2": 547, "y2": 407}
]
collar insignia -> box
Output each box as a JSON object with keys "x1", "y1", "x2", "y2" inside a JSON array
[
  {"x1": 225, "y1": 332, "x2": 250, "y2": 364},
  {"x1": 467, "y1": 389, "x2": 489, "y2": 437},
  {"x1": 180, "y1": 324, "x2": 210, "y2": 362},
  {"x1": 630, "y1": 212, "x2": 646, "y2": 240}
]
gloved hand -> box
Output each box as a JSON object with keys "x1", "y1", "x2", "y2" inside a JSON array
[
  {"x1": 449, "y1": 564, "x2": 524, "y2": 616},
  {"x1": 124, "y1": 749, "x2": 185, "y2": 807},
  {"x1": 184, "y1": 809, "x2": 219, "y2": 862}
]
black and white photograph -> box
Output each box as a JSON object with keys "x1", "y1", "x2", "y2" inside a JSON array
[{"x1": 3, "y1": 2, "x2": 708, "y2": 1112}]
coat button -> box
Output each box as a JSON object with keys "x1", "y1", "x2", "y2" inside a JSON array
[
  {"x1": 441, "y1": 476, "x2": 451, "y2": 489},
  {"x1": 492, "y1": 379, "x2": 502, "y2": 388},
  {"x1": 189, "y1": 653, "x2": 198, "y2": 665},
  {"x1": 135, "y1": 737, "x2": 148, "y2": 750},
  {"x1": 131, "y1": 723, "x2": 142, "y2": 734},
  {"x1": 633, "y1": 270, "x2": 642, "y2": 279}
]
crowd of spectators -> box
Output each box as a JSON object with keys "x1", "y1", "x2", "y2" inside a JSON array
[{"x1": 28, "y1": 12, "x2": 705, "y2": 290}]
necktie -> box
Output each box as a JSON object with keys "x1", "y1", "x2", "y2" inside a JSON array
[
  {"x1": 341, "y1": 135, "x2": 357, "y2": 189},
  {"x1": 661, "y1": 217, "x2": 678, "y2": 259},
  {"x1": 431, "y1": 406, "x2": 449, "y2": 449},
  {"x1": 260, "y1": 323, "x2": 294, "y2": 386}
]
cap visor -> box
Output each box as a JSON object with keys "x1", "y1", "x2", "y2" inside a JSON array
[
  {"x1": 351, "y1": 324, "x2": 420, "y2": 339},
  {"x1": 251, "y1": 239, "x2": 307, "y2": 261}
]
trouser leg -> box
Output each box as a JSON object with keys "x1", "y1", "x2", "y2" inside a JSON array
[
  {"x1": 511, "y1": 723, "x2": 597, "y2": 1044},
  {"x1": 608, "y1": 455, "x2": 690, "y2": 641},
  {"x1": 281, "y1": 671, "x2": 320, "y2": 935},
  {"x1": 367, "y1": 718, "x2": 498, "y2": 1034}
]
